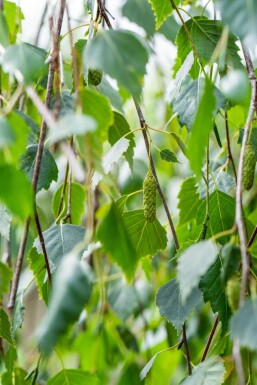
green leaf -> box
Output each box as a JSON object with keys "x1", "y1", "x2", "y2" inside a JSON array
[
  {"x1": 179, "y1": 357, "x2": 225, "y2": 385},
  {"x1": 97, "y1": 78, "x2": 124, "y2": 113},
  {"x1": 177, "y1": 240, "x2": 218, "y2": 302},
  {"x1": 160, "y1": 149, "x2": 179, "y2": 163},
  {"x1": 197, "y1": 170, "x2": 236, "y2": 199},
  {"x1": 103, "y1": 138, "x2": 130, "y2": 174},
  {"x1": 117, "y1": 363, "x2": 141, "y2": 385},
  {"x1": 2, "y1": 43, "x2": 47, "y2": 84},
  {"x1": 12, "y1": 292, "x2": 25, "y2": 337},
  {"x1": 15, "y1": 110, "x2": 40, "y2": 145},
  {"x1": 4, "y1": 1, "x2": 24, "y2": 43},
  {"x1": 0, "y1": 308, "x2": 14, "y2": 345},
  {"x1": 81, "y1": 89, "x2": 114, "y2": 139},
  {"x1": 97, "y1": 203, "x2": 138, "y2": 280},
  {"x1": 4, "y1": 112, "x2": 30, "y2": 164},
  {"x1": 148, "y1": 0, "x2": 176, "y2": 29},
  {"x1": 0, "y1": 164, "x2": 33, "y2": 220},
  {"x1": 0, "y1": 261, "x2": 12, "y2": 296},
  {"x1": 29, "y1": 247, "x2": 49, "y2": 303},
  {"x1": 199, "y1": 259, "x2": 231, "y2": 335},
  {"x1": 108, "y1": 112, "x2": 135, "y2": 171},
  {"x1": 178, "y1": 177, "x2": 201, "y2": 226},
  {"x1": 122, "y1": 0, "x2": 155, "y2": 36},
  {"x1": 52, "y1": 182, "x2": 86, "y2": 225},
  {"x1": 0, "y1": 12, "x2": 9, "y2": 47},
  {"x1": 0, "y1": 116, "x2": 15, "y2": 148},
  {"x1": 85, "y1": 30, "x2": 149, "y2": 99},
  {"x1": 37, "y1": 254, "x2": 92, "y2": 355},
  {"x1": 231, "y1": 298, "x2": 257, "y2": 350},
  {"x1": 187, "y1": 78, "x2": 216, "y2": 177},
  {"x1": 0, "y1": 204, "x2": 12, "y2": 240},
  {"x1": 140, "y1": 352, "x2": 162, "y2": 380},
  {"x1": 196, "y1": 190, "x2": 235, "y2": 244},
  {"x1": 108, "y1": 279, "x2": 138, "y2": 322},
  {"x1": 176, "y1": 18, "x2": 242, "y2": 71},
  {"x1": 173, "y1": 78, "x2": 224, "y2": 132},
  {"x1": 48, "y1": 112, "x2": 96, "y2": 144},
  {"x1": 123, "y1": 210, "x2": 168, "y2": 258},
  {"x1": 217, "y1": 0, "x2": 257, "y2": 48},
  {"x1": 20, "y1": 145, "x2": 58, "y2": 193},
  {"x1": 50, "y1": 91, "x2": 75, "y2": 117},
  {"x1": 156, "y1": 278, "x2": 202, "y2": 331},
  {"x1": 34, "y1": 224, "x2": 86, "y2": 273},
  {"x1": 46, "y1": 369, "x2": 100, "y2": 385},
  {"x1": 1, "y1": 346, "x2": 17, "y2": 385},
  {"x1": 170, "y1": 132, "x2": 187, "y2": 155}
]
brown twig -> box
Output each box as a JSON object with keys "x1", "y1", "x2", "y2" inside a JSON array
[
  {"x1": 97, "y1": 0, "x2": 112, "y2": 29},
  {"x1": 182, "y1": 324, "x2": 192, "y2": 375},
  {"x1": 247, "y1": 226, "x2": 257, "y2": 249},
  {"x1": 201, "y1": 316, "x2": 219, "y2": 362},
  {"x1": 133, "y1": 99, "x2": 180, "y2": 250},
  {"x1": 34, "y1": 209, "x2": 52, "y2": 284},
  {"x1": 225, "y1": 111, "x2": 237, "y2": 182},
  {"x1": 8, "y1": 218, "x2": 31, "y2": 310},
  {"x1": 8, "y1": 0, "x2": 66, "y2": 311}
]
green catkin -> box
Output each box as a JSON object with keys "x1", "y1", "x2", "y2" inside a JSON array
[
  {"x1": 88, "y1": 69, "x2": 103, "y2": 86},
  {"x1": 226, "y1": 278, "x2": 240, "y2": 313},
  {"x1": 242, "y1": 143, "x2": 256, "y2": 191},
  {"x1": 143, "y1": 170, "x2": 157, "y2": 222}
]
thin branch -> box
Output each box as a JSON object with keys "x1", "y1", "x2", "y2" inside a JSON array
[
  {"x1": 247, "y1": 226, "x2": 257, "y2": 249},
  {"x1": 8, "y1": 0, "x2": 66, "y2": 311},
  {"x1": 97, "y1": 0, "x2": 112, "y2": 29},
  {"x1": 133, "y1": 99, "x2": 180, "y2": 250},
  {"x1": 182, "y1": 324, "x2": 192, "y2": 375},
  {"x1": 233, "y1": 340, "x2": 245, "y2": 385},
  {"x1": 225, "y1": 111, "x2": 237, "y2": 183},
  {"x1": 8, "y1": 218, "x2": 31, "y2": 310},
  {"x1": 233, "y1": 47, "x2": 257, "y2": 385},
  {"x1": 34, "y1": 1, "x2": 49, "y2": 45},
  {"x1": 200, "y1": 316, "x2": 219, "y2": 362},
  {"x1": 236, "y1": 48, "x2": 256, "y2": 307},
  {"x1": 95, "y1": 1, "x2": 193, "y2": 374},
  {"x1": 169, "y1": 0, "x2": 206, "y2": 76},
  {"x1": 34, "y1": 209, "x2": 52, "y2": 284}
]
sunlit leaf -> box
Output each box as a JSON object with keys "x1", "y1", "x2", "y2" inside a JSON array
[
  {"x1": 156, "y1": 278, "x2": 202, "y2": 331},
  {"x1": 177, "y1": 240, "x2": 218, "y2": 302},
  {"x1": 0, "y1": 164, "x2": 33, "y2": 220},
  {"x1": 0, "y1": 308, "x2": 14, "y2": 345},
  {"x1": 34, "y1": 224, "x2": 86, "y2": 273},
  {"x1": 46, "y1": 369, "x2": 100, "y2": 385},
  {"x1": 231, "y1": 298, "x2": 257, "y2": 350},
  {"x1": 85, "y1": 30, "x2": 149, "y2": 99},
  {"x1": 20, "y1": 145, "x2": 58, "y2": 193},
  {"x1": 179, "y1": 357, "x2": 225, "y2": 385},
  {"x1": 37, "y1": 254, "x2": 93, "y2": 355},
  {"x1": 2, "y1": 43, "x2": 47, "y2": 84}
]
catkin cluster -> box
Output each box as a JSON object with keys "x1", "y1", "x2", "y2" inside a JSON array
[
  {"x1": 88, "y1": 69, "x2": 103, "y2": 86},
  {"x1": 143, "y1": 170, "x2": 157, "y2": 222},
  {"x1": 242, "y1": 143, "x2": 256, "y2": 191}
]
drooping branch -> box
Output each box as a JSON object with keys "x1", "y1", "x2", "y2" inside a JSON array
[
  {"x1": 8, "y1": 0, "x2": 67, "y2": 311},
  {"x1": 236, "y1": 48, "x2": 256, "y2": 307},
  {"x1": 95, "y1": 0, "x2": 193, "y2": 375},
  {"x1": 233, "y1": 47, "x2": 257, "y2": 385}
]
